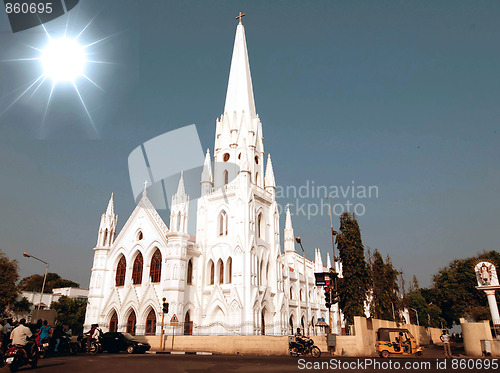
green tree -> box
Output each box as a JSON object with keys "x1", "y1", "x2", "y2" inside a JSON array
[
  {"x1": 12, "y1": 297, "x2": 33, "y2": 313},
  {"x1": 336, "y1": 212, "x2": 370, "y2": 326},
  {"x1": 50, "y1": 296, "x2": 86, "y2": 333},
  {"x1": 409, "y1": 275, "x2": 419, "y2": 293},
  {"x1": 370, "y1": 250, "x2": 401, "y2": 321},
  {"x1": 19, "y1": 273, "x2": 79, "y2": 293},
  {"x1": 431, "y1": 250, "x2": 499, "y2": 327},
  {"x1": 0, "y1": 250, "x2": 20, "y2": 316}
]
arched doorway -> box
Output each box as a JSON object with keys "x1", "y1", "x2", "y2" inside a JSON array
[
  {"x1": 184, "y1": 311, "x2": 192, "y2": 335},
  {"x1": 127, "y1": 310, "x2": 137, "y2": 335},
  {"x1": 289, "y1": 315, "x2": 294, "y2": 335},
  {"x1": 261, "y1": 311, "x2": 265, "y2": 335},
  {"x1": 145, "y1": 309, "x2": 156, "y2": 335},
  {"x1": 301, "y1": 316, "x2": 305, "y2": 334},
  {"x1": 109, "y1": 310, "x2": 118, "y2": 332}
]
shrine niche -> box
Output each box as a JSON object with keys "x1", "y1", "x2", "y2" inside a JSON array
[{"x1": 474, "y1": 261, "x2": 499, "y2": 288}]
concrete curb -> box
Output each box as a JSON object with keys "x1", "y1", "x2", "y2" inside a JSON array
[{"x1": 147, "y1": 351, "x2": 213, "y2": 355}]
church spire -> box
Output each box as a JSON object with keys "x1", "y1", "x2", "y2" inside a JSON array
[{"x1": 224, "y1": 20, "x2": 256, "y2": 119}]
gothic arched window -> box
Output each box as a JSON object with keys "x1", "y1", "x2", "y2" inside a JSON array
[
  {"x1": 132, "y1": 252, "x2": 143, "y2": 285},
  {"x1": 223, "y1": 169, "x2": 229, "y2": 185},
  {"x1": 218, "y1": 210, "x2": 228, "y2": 236},
  {"x1": 127, "y1": 310, "x2": 137, "y2": 335},
  {"x1": 109, "y1": 310, "x2": 118, "y2": 332},
  {"x1": 226, "y1": 257, "x2": 232, "y2": 284},
  {"x1": 208, "y1": 260, "x2": 214, "y2": 285},
  {"x1": 255, "y1": 172, "x2": 259, "y2": 185},
  {"x1": 217, "y1": 259, "x2": 224, "y2": 284},
  {"x1": 257, "y1": 213, "x2": 264, "y2": 239},
  {"x1": 289, "y1": 287, "x2": 293, "y2": 300},
  {"x1": 187, "y1": 259, "x2": 193, "y2": 285},
  {"x1": 115, "y1": 255, "x2": 126, "y2": 286},
  {"x1": 176, "y1": 211, "x2": 181, "y2": 231},
  {"x1": 145, "y1": 309, "x2": 156, "y2": 335},
  {"x1": 150, "y1": 249, "x2": 162, "y2": 283}
]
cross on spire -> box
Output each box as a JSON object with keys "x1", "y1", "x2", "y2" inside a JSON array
[
  {"x1": 142, "y1": 179, "x2": 149, "y2": 197},
  {"x1": 236, "y1": 11, "x2": 245, "y2": 24}
]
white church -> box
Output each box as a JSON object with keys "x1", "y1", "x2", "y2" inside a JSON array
[{"x1": 84, "y1": 18, "x2": 340, "y2": 336}]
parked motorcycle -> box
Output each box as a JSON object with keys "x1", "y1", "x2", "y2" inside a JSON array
[
  {"x1": 56, "y1": 334, "x2": 79, "y2": 355},
  {"x1": 288, "y1": 336, "x2": 321, "y2": 358},
  {"x1": 4, "y1": 344, "x2": 38, "y2": 372}
]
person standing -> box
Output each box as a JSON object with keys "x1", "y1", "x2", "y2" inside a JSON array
[
  {"x1": 3, "y1": 319, "x2": 13, "y2": 350},
  {"x1": 440, "y1": 330, "x2": 451, "y2": 357}
]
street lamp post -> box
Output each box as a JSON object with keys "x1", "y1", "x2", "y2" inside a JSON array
[
  {"x1": 410, "y1": 308, "x2": 420, "y2": 326},
  {"x1": 23, "y1": 252, "x2": 49, "y2": 322},
  {"x1": 295, "y1": 237, "x2": 309, "y2": 336}
]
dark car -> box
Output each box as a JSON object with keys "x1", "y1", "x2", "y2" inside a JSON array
[{"x1": 101, "y1": 332, "x2": 151, "y2": 354}]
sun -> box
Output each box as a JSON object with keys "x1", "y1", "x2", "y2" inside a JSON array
[
  {"x1": 41, "y1": 38, "x2": 87, "y2": 82},
  {"x1": 0, "y1": 14, "x2": 113, "y2": 137}
]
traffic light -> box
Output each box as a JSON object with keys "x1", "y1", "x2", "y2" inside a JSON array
[
  {"x1": 331, "y1": 290, "x2": 340, "y2": 305},
  {"x1": 324, "y1": 287, "x2": 331, "y2": 309},
  {"x1": 162, "y1": 301, "x2": 169, "y2": 313}
]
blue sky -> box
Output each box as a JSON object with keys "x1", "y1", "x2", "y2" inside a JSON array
[{"x1": 0, "y1": 0, "x2": 498, "y2": 288}]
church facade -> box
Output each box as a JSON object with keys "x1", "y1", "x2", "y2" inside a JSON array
[{"x1": 84, "y1": 20, "x2": 339, "y2": 336}]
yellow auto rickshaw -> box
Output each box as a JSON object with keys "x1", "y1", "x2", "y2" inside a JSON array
[{"x1": 376, "y1": 328, "x2": 423, "y2": 358}]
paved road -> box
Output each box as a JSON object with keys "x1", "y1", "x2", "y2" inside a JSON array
[{"x1": 2, "y1": 353, "x2": 497, "y2": 373}]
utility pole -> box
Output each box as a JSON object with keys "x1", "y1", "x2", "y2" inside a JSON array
[
  {"x1": 160, "y1": 298, "x2": 168, "y2": 350},
  {"x1": 23, "y1": 252, "x2": 49, "y2": 322},
  {"x1": 327, "y1": 197, "x2": 341, "y2": 335},
  {"x1": 295, "y1": 237, "x2": 309, "y2": 336}
]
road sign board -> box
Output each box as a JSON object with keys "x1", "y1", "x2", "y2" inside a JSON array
[
  {"x1": 170, "y1": 314, "x2": 179, "y2": 326},
  {"x1": 315, "y1": 272, "x2": 331, "y2": 286}
]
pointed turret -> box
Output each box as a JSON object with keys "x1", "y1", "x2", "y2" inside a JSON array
[
  {"x1": 201, "y1": 149, "x2": 213, "y2": 196},
  {"x1": 264, "y1": 154, "x2": 276, "y2": 190},
  {"x1": 326, "y1": 252, "x2": 332, "y2": 270},
  {"x1": 317, "y1": 249, "x2": 323, "y2": 268},
  {"x1": 284, "y1": 205, "x2": 295, "y2": 253},
  {"x1": 97, "y1": 193, "x2": 117, "y2": 247},
  {"x1": 239, "y1": 138, "x2": 250, "y2": 173},
  {"x1": 224, "y1": 22, "x2": 256, "y2": 120},
  {"x1": 105, "y1": 193, "x2": 114, "y2": 217},
  {"x1": 176, "y1": 171, "x2": 186, "y2": 196},
  {"x1": 171, "y1": 172, "x2": 189, "y2": 233},
  {"x1": 201, "y1": 149, "x2": 213, "y2": 182}
]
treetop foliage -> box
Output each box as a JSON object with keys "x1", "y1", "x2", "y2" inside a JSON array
[
  {"x1": 50, "y1": 295, "x2": 86, "y2": 334},
  {"x1": 19, "y1": 272, "x2": 79, "y2": 293}
]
